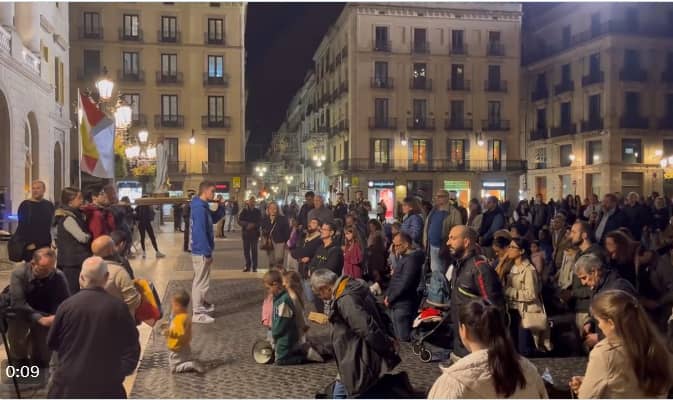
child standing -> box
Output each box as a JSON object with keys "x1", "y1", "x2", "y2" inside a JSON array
[
  {"x1": 263, "y1": 270, "x2": 304, "y2": 365},
  {"x1": 164, "y1": 290, "x2": 203, "y2": 373}
]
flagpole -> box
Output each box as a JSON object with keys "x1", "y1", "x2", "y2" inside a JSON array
[{"x1": 77, "y1": 89, "x2": 83, "y2": 190}]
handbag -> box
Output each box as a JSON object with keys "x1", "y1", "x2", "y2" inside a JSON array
[
  {"x1": 260, "y1": 221, "x2": 276, "y2": 252},
  {"x1": 521, "y1": 299, "x2": 549, "y2": 332}
]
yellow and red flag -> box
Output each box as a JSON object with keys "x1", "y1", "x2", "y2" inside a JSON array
[{"x1": 78, "y1": 90, "x2": 115, "y2": 178}]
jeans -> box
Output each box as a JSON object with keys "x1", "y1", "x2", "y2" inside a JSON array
[
  {"x1": 267, "y1": 242, "x2": 286, "y2": 268},
  {"x1": 509, "y1": 308, "x2": 535, "y2": 357},
  {"x1": 389, "y1": 302, "x2": 416, "y2": 341},
  {"x1": 429, "y1": 246, "x2": 442, "y2": 273},
  {"x1": 333, "y1": 380, "x2": 348, "y2": 399},
  {"x1": 139, "y1": 221, "x2": 159, "y2": 252},
  {"x1": 192, "y1": 255, "x2": 212, "y2": 313},
  {"x1": 243, "y1": 235, "x2": 259, "y2": 270},
  {"x1": 7, "y1": 319, "x2": 51, "y2": 367}
]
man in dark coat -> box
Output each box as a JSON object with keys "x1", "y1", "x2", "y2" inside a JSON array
[
  {"x1": 308, "y1": 222, "x2": 343, "y2": 276},
  {"x1": 333, "y1": 192, "x2": 349, "y2": 222},
  {"x1": 14, "y1": 180, "x2": 55, "y2": 261},
  {"x1": 594, "y1": 193, "x2": 628, "y2": 244},
  {"x1": 384, "y1": 232, "x2": 424, "y2": 342},
  {"x1": 297, "y1": 191, "x2": 315, "y2": 232},
  {"x1": 238, "y1": 196, "x2": 262, "y2": 272},
  {"x1": 47, "y1": 256, "x2": 139, "y2": 398},
  {"x1": 290, "y1": 218, "x2": 322, "y2": 279},
  {"x1": 622, "y1": 192, "x2": 651, "y2": 241},
  {"x1": 310, "y1": 269, "x2": 400, "y2": 397}
]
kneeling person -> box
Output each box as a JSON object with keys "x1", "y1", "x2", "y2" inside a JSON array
[
  {"x1": 164, "y1": 290, "x2": 203, "y2": 373},
  {"x1": 264, "y1": 271, "x2": 304, "y2": 365}
]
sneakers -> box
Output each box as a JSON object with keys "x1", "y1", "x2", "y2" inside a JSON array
[
  {"x1": 192, "y1": 313, "x2": 215, "y2": 324},
  {"x1": 201, "y1": 302, "x2": 215, "y2": 313},
  {"x1": 156, "y1": 251, "x2": 166, "y2": 258}
]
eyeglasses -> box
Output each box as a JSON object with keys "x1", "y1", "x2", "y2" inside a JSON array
[{"x1": 508, "y1": 244, "x2": 521, "y2": 250}]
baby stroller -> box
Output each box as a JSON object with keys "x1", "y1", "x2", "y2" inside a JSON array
[{"x1": 411, "y1": 269, "x2": 454, "y2": 362}]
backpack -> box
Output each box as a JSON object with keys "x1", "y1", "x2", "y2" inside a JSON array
[{"x1": 134, "y1": 278, "x2": 163, "y2": 326}]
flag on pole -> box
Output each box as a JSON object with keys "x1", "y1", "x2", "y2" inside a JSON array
[{"x1": 78, "y1": 90, "x2": 115, "y2": 178}]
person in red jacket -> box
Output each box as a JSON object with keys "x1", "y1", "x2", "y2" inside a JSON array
[
  {"x1": 342, "y1": 226, "x2": 363, "y2": 279},
  {"x1": 82, "y1": 186, "x2": 116, "y2": 240}
]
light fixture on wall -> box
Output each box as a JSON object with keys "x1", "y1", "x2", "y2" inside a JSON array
[
  {"x1": 655, "y1": 149, "x2": 663, "y2": 157},
  {"x1": 400, "y1": 132, "x2": 408, "y2": 146},
  {"x1": 568, "y1": 153, "x2": 576, "y2": 162},
  {"x1": 475, "y1": 131, "x2": 484, "y2": 147},
  {"x1": 189, "y1": 129, "x2": 196, "y2": 145}
]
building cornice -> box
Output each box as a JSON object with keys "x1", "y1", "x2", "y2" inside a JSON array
[
  {"x1": 354, "y1": 3, "x2": 522, "y2": 22},
  {"x1": 0, "y1": 54, "x2": 52, "y2": 93}
]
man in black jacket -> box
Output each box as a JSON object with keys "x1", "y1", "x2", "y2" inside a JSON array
[
  {"x1": 308, "y1": 222, "x2": 343, "y2": 276},
  {"x1": 48, "y1": 256, "x2": 139, "y2": 398},
  {"x1": 290, "y1": 218, "x2": 322, "y2": 279},
  {"x1": 238, "y1": 197, "x2": 262, "y2": 272},
  {"x1": 447, "y1": 225, "x2": 505, "y2": 358},
  {"x1": 333, "y1": 192, "x2": 349, "y2": 222},
  {"x1": 15, "y1": 180, "x2": 55, "y2": 261},
  {"x1": 623, "y1": 192, "x2": 651, "y2": 241},
  {"x1": 296, "y1": 191, "x2": 315, "y2": 232},
  {"x1": 594, "y1": 193, "x2": 628, "y2": 244},
  {"x1": 384, "y1": 232, "x2": 424, "y2": 341}
]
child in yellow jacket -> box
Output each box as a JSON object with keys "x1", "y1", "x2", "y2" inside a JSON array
[{"x1": 163, "y1": 290, "x2": 204, "y2": 373}]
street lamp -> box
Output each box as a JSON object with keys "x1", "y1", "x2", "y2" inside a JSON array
[
  {"x1": 114, "y1": 97, "x2": 132, "y2": 129},
  {"x1": 189, "y1": 129, "x2": 196, "y2": 145},
  {"x1": 95, "y1": 67, "x2": 114, "y2": 101},
  {"x1": 568, "y1": 153, "x2": 576, "y2": 162},
  {"x1": 138, "y1": 129, "x2": 149, "y2": 144}
]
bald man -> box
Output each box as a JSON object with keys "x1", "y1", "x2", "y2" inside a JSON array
[
  {"x1": 48, "y1": 256, "x2": 140, "y2": 398},
  {"x1": 446, "y1": 225, "x2": 504, "y2": 359},
  {"x1": 91, "y1": 236, "x2": 141, "y2": 317}
]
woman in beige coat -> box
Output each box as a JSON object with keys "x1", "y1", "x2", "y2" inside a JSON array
[
  {"x1": 570, "y1": 290, "x2": 673, "y2": 398},
  {"x1": 429, "y1": 299, "x2": 548, "y2": 399}
]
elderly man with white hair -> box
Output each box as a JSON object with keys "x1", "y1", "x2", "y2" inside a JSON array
[
  {"x1": 47, "y1": 256, "x2": 140, "y2": 398},
  {"x1": 91, "y1": 235, "x2": 141, "y2": 317},
  {"x1": 307, "y1": 194, "x2": 334, "y2": 226}
]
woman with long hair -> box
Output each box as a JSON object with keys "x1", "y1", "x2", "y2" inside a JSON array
[
  {"x1": 367, "y1": 219, "x2": 389, "y2": 286},
  {"x1": 429, "y1": 300, "x2": 548, "y2": 398},
  {"x1": 513, "y1": 199, "x2": 532, "y2": 224},
  {"x1": 342, "y1": 226, "x2": 364, "y2": 279},
  {"x1": 261, "y1": 201, "x2": 291, "y2": 269},
  {"x1": 467, "y1": 198, "x2": 483, "y2": 232},
  {"x1": 570, "y1": 290, "x2": 673, "y2": 398},
  {"x1": 400, "y1": 196, "x2": 424, "y2": 246},
  {"x1": 604, "y1": 230, "x2": 638, "y2": 286},
  {"x1": 54, "y1": 187, "x2": 92, "y2": 294}
]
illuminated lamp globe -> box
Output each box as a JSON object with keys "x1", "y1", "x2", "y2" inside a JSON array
[
  {"x1": 96, "y1": 77, "x2": 114, "y2": 101},
  {"x1": 137, "y1": 129, "x2": 149, "y2": 144},
  {"x1": 114, "y1": 103, "x2": 132, "y2": 129}
]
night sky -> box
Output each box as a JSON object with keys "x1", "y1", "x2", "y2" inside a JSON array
[{"x1": 245, "y1": 3, "x2": 344, "y2": 161}]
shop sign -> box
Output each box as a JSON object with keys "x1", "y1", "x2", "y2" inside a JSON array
[
  {"x1": 368, "y1": 180, "x2": 395, "y2": 189},
  {"x1": 482, "y1": 181, "x2": 506, "y2": 189},
  {"x1": 215, "y1": 182, "x2": 230, "y2": 192},
  {"x1": 352, "y1": 177, "x2": 359, "y2": 187},
  {"x1": 232, "y1": 177, "x2": 241, "y2": 189},
  {"x1": 443, "y1": 180, "x2": 470, "y2": 191}
]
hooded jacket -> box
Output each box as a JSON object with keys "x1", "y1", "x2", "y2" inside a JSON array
[
  {"x1": 190, "y1": 196, "x2": 225, "y2": 257},
  {"x1": 328, "y1": 276, "x2": 400, "y2": 396},
  {"x1": 428, "y1": 349, "x2": 548, "y2": 399}
]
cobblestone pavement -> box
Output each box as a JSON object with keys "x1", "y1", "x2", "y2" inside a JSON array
[{"x1": 131, "y1": 278, "x2": 586, "y2": 399}]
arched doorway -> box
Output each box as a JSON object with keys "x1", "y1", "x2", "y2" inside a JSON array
[
  {"x1": 54, "y1": 142, "x2": 63, "y2": 203},
  {"x1": 0, "y1": 90, "x2": 10, "y2": 230},
  {"x1": 24, "y1": 111, "x2": 39, "y2": 196}
]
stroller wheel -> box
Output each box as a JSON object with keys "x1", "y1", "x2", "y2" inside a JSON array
[
  {"x1": 412, "y1": 342, "x2": 422, "y2": 356},
  {"x1": 420, "y1": 347, "x2": 433, "y2": 363}
]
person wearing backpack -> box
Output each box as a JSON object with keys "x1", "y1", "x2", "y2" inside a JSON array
[{"x1": 447, "y1": 225, "x2": 505, "y2": 360}]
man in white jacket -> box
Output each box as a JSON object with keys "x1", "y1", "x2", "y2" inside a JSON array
[{"x1": 91, "y1": 235, "x2": 141, "y2": 317}]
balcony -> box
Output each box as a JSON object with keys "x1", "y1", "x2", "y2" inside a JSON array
[
  {"x1": 659, "y1": 116, "x2": 673, "y2": 129},
  {"x1": 407, "y1": 117, "x2": 436, "y2": 130},
  {"x1": 368, "y1": 117, "x2": 397, "y2": 130},
  {"x1": 410, "y1": 78, "x2": 432, "y2": 91},
  {"x1": 154, "y1": 114, "x2": 184, "y2": 129},
  {"x1": 530, "y1": 128, "x2": 548, "y2": 140},
  {"x1": 167, "y1": 161, "x2": 187, "y2": 175},
  {"x1": 444, "y1": 118, "x2": 473, "y2": 131},
  {"x1": 554, "y1": 80, "x2": 574, "y2": 95},
  {"x1": 156, "y1": 72, "x2": 183, "y2": 85},
  {"x1": 580, "y1": 118, "x2": 604, "y2": 132},
  {"x1": 203, "y1": 73, "x2": 229, "y2": 87},
  {"x1": 550, "y1": 123, "x2": 577, "y2": 137},
  {"x1": 484, "y1": 80, "x2": 508, "y2": 92},
  {"x1": 204, "y1": 33, "x2": 225, "y2": 45},
  {"x1": 619, "y1": 115, "x2": 649, "y2": 129},
  {"x1": 373, "y1": 40, "x2": 391, "y2": 52},
  {"x1": 131, "y1": 114, "x2": 148, "y2": 127},
  {"x1": 531, "y1": 86, "x2": 549, "y2": 102},
  {"x1": 345, "y1": 158, "x2": 526, "y2": 173},
  {"x1": 662, "y1": 70, "x2": 673, "y2": 84},
  {"x1": 487, "y1": 42, "x2": 505, "y2": 56},
  {"x1": 117, "y1": 70, "x2": 145, "y2": 83},
  {"x1": 76, "y1": 68, "x2": 99, "y2": 82},
  {"x1": 158, "y1": 30, "x2": 180, "y2": 43},
  {"x1": 201, "y1": 161, "x2": 247, "y2": 175},
  {"x1": 412, "y1": 41, "x2": 430, "y2": 55},
  {"x1": 118, "y1": 29, "x2": 143, "y2": 41},
  {"x1": 201, "y1": 115, "x2": 231, "y2": 129},
  {"x1": 619, "y1": 68, "x2": 648, "y2": 82},
  {"x1": 482, "y1": 119, "x2": 510, "y2": 131},
  {"x1": 78, "y1": 27, "x2": 103, "y2": 40},
  {"x1": 447, "y1": 79, "x2": 471, "y2": 91},
  {"x1": 450, "y1": 43, "x2": 467, "y2": 55},
  {"x1": 582, "y1": 71, "x2": 604, "y2": 87},
  {"x1": 371, "y1": 77, "x2": 394, "y2": 89}
]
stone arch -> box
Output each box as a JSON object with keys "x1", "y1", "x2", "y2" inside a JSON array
[
  {"x1": 54, "y1": 141, "x2": 63, "y2": 203},
  {"x1": 0, "y1": 89, "x2": 10, "y2": 229}
]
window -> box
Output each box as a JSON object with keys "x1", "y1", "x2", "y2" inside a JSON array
[
  {"x1": 166, "y1": 138, "x2": 179, "y2": 162},
  {"x1": 488, "y1": 139, "x2": 502, "y2": 168},
  {"x1": 560, "y1": 144, "x2": 573, "y2": 167},
  {"x1": 622, "y1": 139, "x2": 642, "y2": 163},
  {"x1": 589, "y1": 53, "x2": 601, "y2": 75},
  {"x1": 122, "y1": 52, "x2": 139, "y2": 76},
  {"x1": 561, "y1": 64, "x2": 571, "y2": 84},
  {"x1": 591, "y1": 13, "x2": 600, "y2": 37},
  {"x1": 536, "y1": 108, "x2": 547, "y2": 130},
  {"x1": 374, "y1": 98, "x2": 388, "y2": 123},
  {"x1": 123, "y1": 14, "x2": 140, "y2": 38},
  {"x1": 448, "y1": 139, "x2": 468, "y2": 165},
  {"x1": 372, "y1": 139, "x2": 390, "y2": 165},
  {"x1": 562, "y1": 26, "x2": 571, "y2": 48},
  {"x1": 487, "y1": 65, "x2": 501, "y2": 88},
  {"x1": 411, "y1": 139, "x2": 430, "y2": 165},
  {"x1": 451, "y1": 30, "x2": 464, "y2": 51},
  {"x1": 83, "y1": 12, "x2": 101, "y2": 36},
  {"x1": 589, "y1": 94, "x2": 601, "y2": 121},
  {"x1": 535, "y1": 72, "x2": 546, "y2": 89},
  {"x1": 208, "y1": 96, "x2": 224, "y2": 119},
  {"x1": 83, "y1": 50, "x2": 100, "y2": 78},
  {"x1": 375, "y1": 26, "x2": 389, "y2": 48},
  {"x1": 535, "y1": 148, "x2": 547, "y2": 168},
  {"x1": 624, "y1": 92, "x2": 640, "y2": 116},
  {"x1": 560, "y1": 101, "x2": 572, "y2": 127},
  {"x1": 374, "y1": 61, "x2": 388, "y2": 85},
  {"x1": 587, "y1": 140, "x2": 602, "y2": 165},
  {"x1": 208, "y1": 138, "x2": 225, "y2": 163},
  {"x1": 161, "y1": 95, "x2": 178, "y2": 118},
  {"x1": 450, "y1": 100, "x2": 464, "y2": 122},
  {"x1": 122, "y1": 94, "x2": 140, "y2": 119},
  {"x1": 412, "y1": 63, "x2": 427, "y2": 88},
  {"x1": 207, "y1": 18, "x2": 224, "y2": 43},
  {"x1": 207, "y1": 55, "x2": 224, "y2": 77},
  {"x1": 412, "y1": 99, "x2": 427, "y2": 125},
  {"x1": 413, "y1": 28, "x2": 427, "y2": 51},
  {"x1": 451, "y1": 64, "x2": 465, "y2": 88},
  {"x1": 624, "y1": 49, "x2": 640, "y2": 71},
  {"x1": 161, "y1": 16, "x2": 177, "y2": 41},
  {"x1": 161, "y1": 53, "x2": 177, "y2": 77},
  {"x1": 488, "y1": 101, "x2": 501, "y2": 123},
  {"x1": 488, "y1": 31, "x2": 501, "y2": 43}
]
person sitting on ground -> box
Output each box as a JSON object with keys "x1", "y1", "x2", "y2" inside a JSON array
[
  {"x1": 428, "y1": 299, "x2": 548, "y2": 399},
  {"x1": 91, "y1": 235, "x2": 141, "y2": 317},
  {"x1": 162, "y1": 290, "x2": 204, "y2": 373},
  {"x1": 8, "y1": 247, "x2": 70, "y2": 369},
  {"x1": 282, "y1": 270, "x2": 324, "y2": 362},
  {"x1": 264, "y1": 270, "x2": 304, "y2": 365},
  {"x1": 569, "y1": 290, "x2": 673, "y2": 398}
]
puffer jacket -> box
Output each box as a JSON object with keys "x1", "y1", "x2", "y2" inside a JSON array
[
  {"x1": 400, "y1": 212, "x2": 423, "y2": 246},
  {"x1": 328, "y1": 276, "x2": 400, "y2": 396},
  {"x1": 54, "y1": 206, "x2": 92, "y2": 267},
  {"x1": 428, "y1": 349, "x2": 548, "y2": 399}
]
